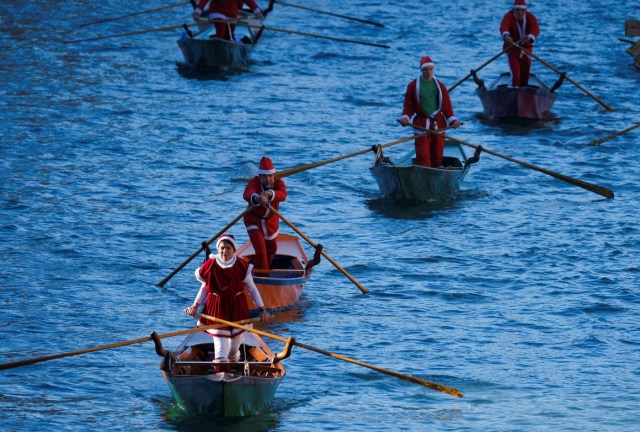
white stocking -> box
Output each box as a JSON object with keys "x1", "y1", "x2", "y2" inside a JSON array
[
  {"x1": 228, "y1": 334, "x2": 243, "y2": 362},
  {"x1": 213, "y1": 336, "x2": 230, "y2": 361}
]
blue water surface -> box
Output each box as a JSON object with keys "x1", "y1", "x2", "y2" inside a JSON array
[{"x1": 1, "y1": 0, "x2": 639, "y2": 430}]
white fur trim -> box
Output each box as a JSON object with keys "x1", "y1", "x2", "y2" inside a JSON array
[
  {"x1": 400, "y1": 114, "x2": 411, "y2": 121},
  {"x1": 216, "y1": 235, "x2": 237, "y2": 251},
  {"x1": 215, "y1": 254, "x2": 237, "y2": 268},
  {"x1": 528, "y1": 34, "x2": 536, "y2": 42},
  {"x1": 265, "y1": 189, "x2": 274, "y2": 202},
  {"x1": 194, "y1": 7, "x2": 203, "y2": 14},
  {"x1": 246, "y1": 224, "x2": 259, "y2": 231},
  {"x1": 208, "y1": 12, "x2": 227, "y2": 19},
  {"x1": 261, "y1": 219, "x2": 279, "y2": 240},
  {"x1": 258, "y1": 168, "x2": 276, "y2": 175},
  {"x1": 514, "y1": 5, "x2": 527, "y2": 9},
  {"x1": 420, "y1": 62, "x2": 435, "y2": 70},
  {"x1": 446, "y1": 115, "x2": 457, "y2": 124}
]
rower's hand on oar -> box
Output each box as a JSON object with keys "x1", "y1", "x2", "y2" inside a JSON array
[
  {"x1": 192, "y1": 12, "x2": 201, "y2": 21},
  {"x1": 450, "y1": 120, "x2": 462, "y2": 128},
  {"x1": 397, "y1": 117, "x2": 410, "y2": 127},
  {"x1": 502, "y1": 34, "x2": 514, "y2": 45},
  {"x1": 518, "y1": 36, "x2": 532, "y2": 45},
  {"x1": 184, "y1": 303, "x2": 199, "y2": 317},
  {"x1": 259, "y1": 308, "x2": 272, "y2": 322}
]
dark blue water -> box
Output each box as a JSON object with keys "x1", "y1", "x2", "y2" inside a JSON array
[{"x1": 2, "y1": 0, "x2": 639, "y2": 430}]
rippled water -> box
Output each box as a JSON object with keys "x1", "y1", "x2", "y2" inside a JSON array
[{"x1": 2, "y1": 0, "x2": 640, "y2": 430}]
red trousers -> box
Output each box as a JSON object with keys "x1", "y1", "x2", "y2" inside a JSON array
[
  {"x1": 248, "y1": 229, "x2": 277, "y2": 270},
  {"x1": 507, "y1": 50, "x2": 532, "y2": 87},
  {"x1": 415, "y1": 132, "x2": 445, "y2": 168},
  {"x1": 214, "y1": 21, "x2": 235, "y2": 40}
]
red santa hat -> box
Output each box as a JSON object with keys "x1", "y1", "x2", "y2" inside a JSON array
[
  {"x1": 216, "y1": 233, "x2": 237, "y2": 251},
  {"x1": 513, "y1": 0, "x2": 527, "y2": 9},
  {"x1": 258, "y1": 156, "x2": 276, "y2": 175},
  {"x1": 419, "y1": 56, "x2": 435, "y2": 70}
]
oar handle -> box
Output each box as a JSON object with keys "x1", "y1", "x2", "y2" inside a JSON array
[
  {"x1": 267, "y1": 205, "x2": 369, "y2": 294},
  {"x1": 409, "y1": 123, "x2": 614, "y2": 199},
  {"x1": 200, "y1": 314, "x2": 463, "y2": 398},
  {"x1": 156, "y1": 205, "x2": 253, "y2": 287}
]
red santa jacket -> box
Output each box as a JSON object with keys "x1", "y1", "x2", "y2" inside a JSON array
[
  {"x1": 243, "y1": 176, "x2": 287, "y2": 240},
  {"x1": 500, "y1": 10, "x2": 540, "y2": 52},
  {"x1": 401, "y1": 76, "x2": 457, "y2": 131},
  {"x1": 197, "y1": 256, "x2": 251, "y2": 334}
]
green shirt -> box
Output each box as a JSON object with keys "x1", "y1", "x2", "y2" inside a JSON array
[{"x1": 419, "y1": 77, "x2": 438, "y2": 115}]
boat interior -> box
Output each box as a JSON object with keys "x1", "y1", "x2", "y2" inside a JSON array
[
  {"x1": 163, "y1": 332, "x2": 285, "y2": 378},
  {"x1": 241, "y1": 254, "x2": 306, "y2": 279}
]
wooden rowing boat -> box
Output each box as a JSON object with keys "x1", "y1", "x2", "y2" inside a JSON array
[
  {"x1": 154, "y1": 329, "x2": 289, "y2": 416},
  {"x1": 236, "y1": 233, "x2": 313, "y2": 310},
  {"x1": 176, "y1": 6, "x2": 272, "y2": 72},
  {"x1": 475, "y1": 72, "x2": 558, "y2": 120},
  {"x1": 369, "y1": 140, "x2": 475, "y2": 202}
]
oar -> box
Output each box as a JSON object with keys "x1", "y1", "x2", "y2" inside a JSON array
[
  {"x1": 618, "y1": 37, "x2": 636, "y2": 44},
  {"x1": 278, "y1": 125, "x2": 464, "y2": 179},
  {"x1": 514, "y1": 45, "x2": 614, "y2": 111},
  {"x1": 449, "y1": 47, "x2": 511, "y2": 92},
  {"x1": 242, "y1": 22, "x2": 389, "y2": 48},
  {"x1": 267, "y1": 205, "x2": 369, "y2": 294},
  {"x1": 586, "y1": 121, "x2": 640, "y2": 147},
  {"x1": 77, "y1": 1, "x2": 191, "y2": 28},
  {"x1": 410, "y1": 123, "x2": 614, "y2": 199},
  {"x1": 277, "y1": 133, "x2": 427, "y2": 179},
  {"x1": 0, "y1": 318, "x2": 259, "y2": 371},
  {"x1": 64, "y1": 22, "x2": 200, "y2": 43},
  {"x1": 201, "y1": 314, "x2": 463, "y2": 398},
  {"x1": 65, "y1": 20, "x2": 389, "y2": 48},
  {"x1": 274, "y1": 0, "x2": 384, "y2": 28},
  {"x1": 156, "y1": 205, "x2": 253, "y2": 287}
]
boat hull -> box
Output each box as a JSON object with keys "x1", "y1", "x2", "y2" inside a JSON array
[
  {"x1": 160, "y1": 331, "x2": 285, "y2": 416},
  {"x1": 236, "y1": 234, "x2": 310, "y2": 309},
  {"x1": 163, "y1": 371, "x2": 283, "y2": 416},
  {"x1": 476, "y1": 72, "x2": 557, "y2": 120},
  {"x1": 176, "y1": 11, "x2": 267, "y2": 71},
  {"x1": 178, "y1": 35, "x2": 252, "y2": 70},
  {"x1": 369, "y1": 140, "x2": 470, "y2": 202}
]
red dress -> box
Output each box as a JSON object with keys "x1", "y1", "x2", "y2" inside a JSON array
[{"x1": 197, "y1": 256, "x2": 251, "y2": 337}]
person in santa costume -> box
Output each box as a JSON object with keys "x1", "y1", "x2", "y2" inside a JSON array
[
  {"x1": 500, "y1": 0, "x2": 540, "y2": 87},
  {"x1": 398, "y1": 56, "x2": 461, "y2": 168},
  {"x1": 184, "y1": 233, "x2": 272, "y2": 372},
  {"x1": 242, "y1": 156, "x2": 287, "y2": 270},
  {"x1": 192, "y1": 0, "x2": 264, "y2": 41}
]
